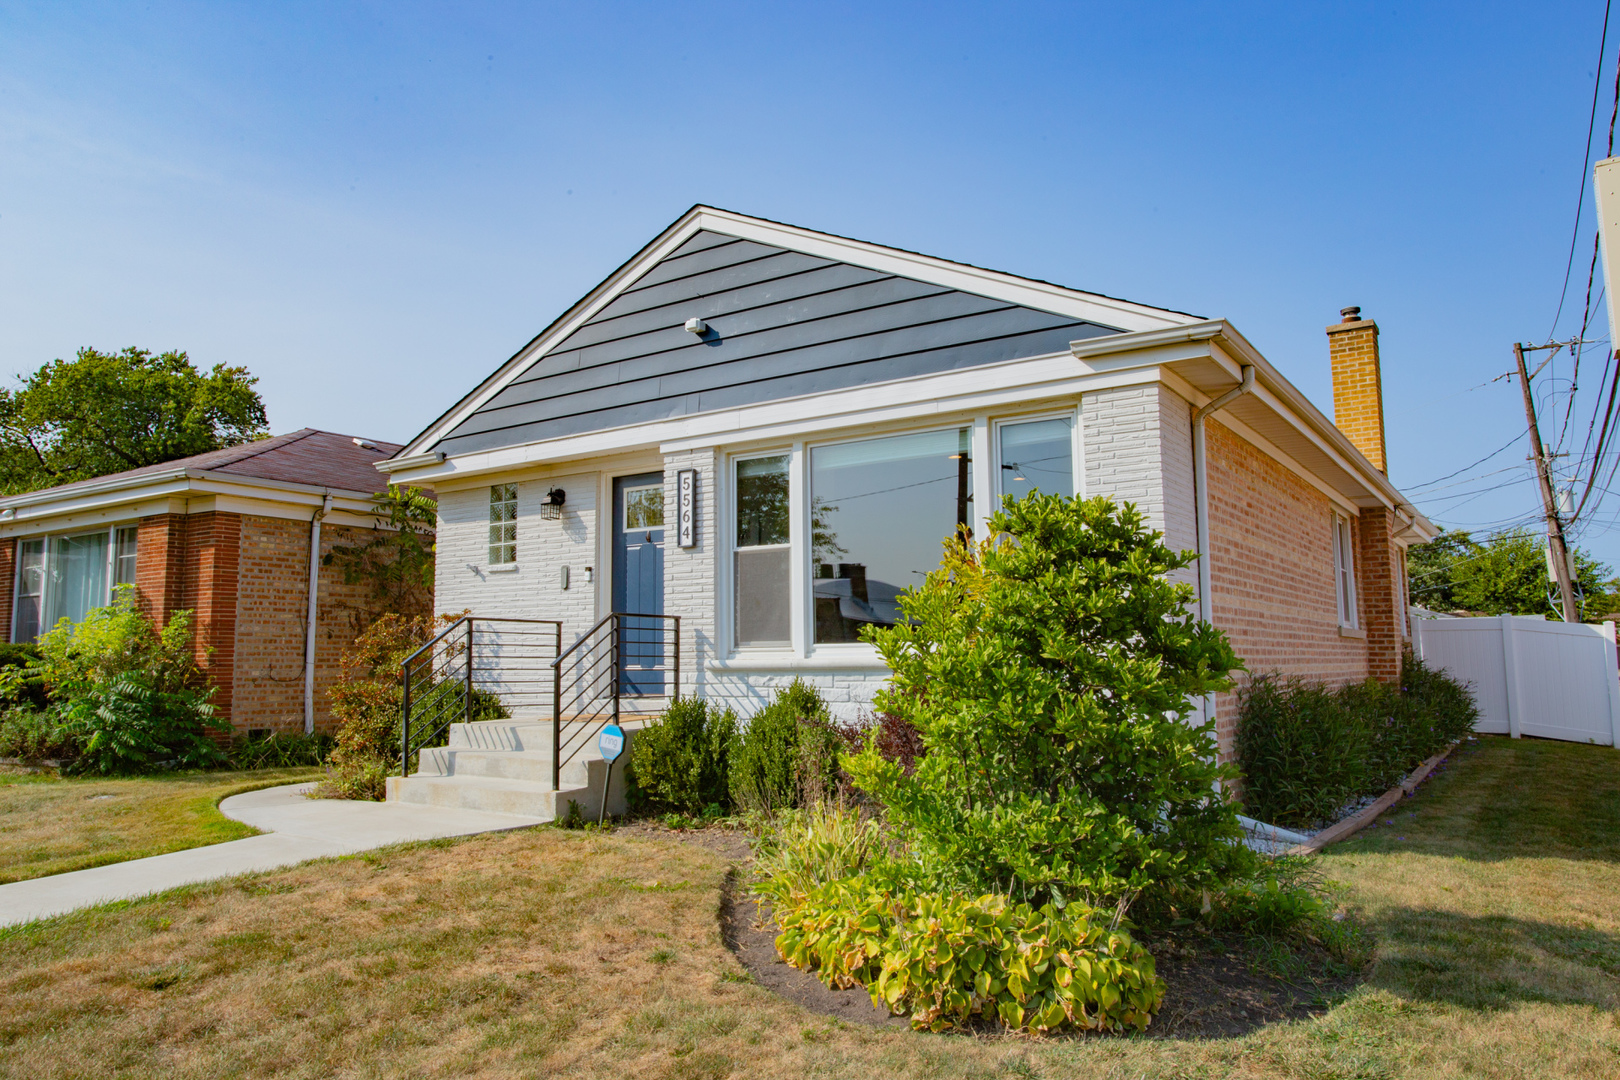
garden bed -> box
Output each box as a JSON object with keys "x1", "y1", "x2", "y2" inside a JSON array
[{"x1": 625, "y1": 819, "x2": 1364, "y2": 1039}]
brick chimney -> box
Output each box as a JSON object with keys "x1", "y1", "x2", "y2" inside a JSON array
[{"x1": 1327, "y1": 306, "x2": 1387, "y2": 474}]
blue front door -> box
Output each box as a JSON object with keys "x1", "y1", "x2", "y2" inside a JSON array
[{"x1": 612, "y1": 472, "x2": 665, "y2": 696}]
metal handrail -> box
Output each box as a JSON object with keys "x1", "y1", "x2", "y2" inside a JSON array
[
  {"x1": 399, "y1": 616, "x2": 563, "y2": 778},
  {"x1": 549, "y1": 611, "x2": 680, "y2": 790}
]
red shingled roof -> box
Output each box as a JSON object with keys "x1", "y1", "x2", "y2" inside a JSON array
[{"x1": 13, "y1": 429, "x2": 402, "y2": 499}]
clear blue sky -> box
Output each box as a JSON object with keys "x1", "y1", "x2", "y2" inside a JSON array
[{"x1": 3, "y1": 2, "x2": 1618, "y2": 573}]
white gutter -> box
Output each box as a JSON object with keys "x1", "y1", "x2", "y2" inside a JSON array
[
  {"x1": 1192, "y1": 366, "x2": 1256, "y2": 624},
  {"x1": 303, "y1": 490, "x2": 333, "y2": 735},
  {"x1": 1191, "y1": 365, "x2": 1255, "y2": 729}
]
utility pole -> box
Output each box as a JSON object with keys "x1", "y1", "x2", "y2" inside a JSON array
[{"x1": 1513, "y1": 341, "x2": 1580, "y2": 622}]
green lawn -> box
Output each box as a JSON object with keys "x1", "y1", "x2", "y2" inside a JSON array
[
  {"x1": 0, "y1": 738, "x2": 1615, "y2": 1078},
  {"x1": 0, "y1": 767, "x2": 323, "y2": 883}
]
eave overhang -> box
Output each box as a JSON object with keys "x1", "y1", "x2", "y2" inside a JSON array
[{"x1": 1070, "y1": 320, "x2": 1438, "y2": 541}]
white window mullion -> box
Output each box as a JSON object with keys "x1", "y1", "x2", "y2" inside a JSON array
[{"x1": 789, "y1": 441, "x2": 808, "y2": 657}]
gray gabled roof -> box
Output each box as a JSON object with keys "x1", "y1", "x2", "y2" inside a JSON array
[{"x1": 406, "y1": 207, "x2": 1202, "y2": 460}]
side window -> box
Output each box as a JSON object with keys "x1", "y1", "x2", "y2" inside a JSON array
[
  {"x1": 489, "y1": 484, "x2": 518, "y2": 564},
  {"x1": 13, "y1": 539, "x2": 44, "y2": 643},
  {"x1": 734, "y1": 455, "x2": 791, "y2": 647},
  {"x1": 114, "y1": 526, "x2": 139, "y2": 587},
  {"x1": 1333, "y1": 514, "x2": 1357, "y2": 627}
]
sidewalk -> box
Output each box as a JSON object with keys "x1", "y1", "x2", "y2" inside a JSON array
[{"x1": 0, "y1": 783, "x2": 543, "y2": 927}]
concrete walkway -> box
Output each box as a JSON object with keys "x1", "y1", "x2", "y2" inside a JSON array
[{"x1": 0, "y1": 783, "x2": 543, "y2": 928}]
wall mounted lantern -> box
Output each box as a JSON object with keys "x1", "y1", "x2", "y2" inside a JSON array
[{"x1": 541, "y1": 487, "x2": 566, "y2": 520}]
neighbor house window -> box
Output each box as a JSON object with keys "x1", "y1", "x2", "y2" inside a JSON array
[
  {"x1": 734, "y1": 455, "x2": 791, "y2": 647},
  {"x1": 1333, "y1": 514, "x2": 1357, "y2": 627},
  {"x1": 997, "y1": 415, "x2": 1075, "y2": 501},
  {"x1": 489, "y1": 483, "x2": 517, "y2": 564},
  {"x1": 12, "y1": 525, "x2": 140, "y2": 643},
  {"x1": 810, "y1": 427, "x2": 971, "y2": 644}
]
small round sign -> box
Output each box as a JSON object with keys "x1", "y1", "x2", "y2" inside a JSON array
[{"x1": 598, "y1": 724, "x2": 625, "y2": 763}]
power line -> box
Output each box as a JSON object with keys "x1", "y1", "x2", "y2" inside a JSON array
[
  {"x1": 1405, "y1": 430, "x2": 1526, "y2": 491},
  {"x1": 1547, "y1": 0, "x2": 1613, "y2": 341}
]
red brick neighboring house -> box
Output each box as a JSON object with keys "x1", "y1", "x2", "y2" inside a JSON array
[{"x1": 0, "y1": 429, "x2": 410, "y2": 736}]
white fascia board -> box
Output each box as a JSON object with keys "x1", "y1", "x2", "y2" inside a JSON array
[
  {"x1": 386, "y1": 350, "x2": 1170, "y2": 486},
  {"x1": 397, "y1": 205, "x2": 1203, "y2": 460},
  {"x1": 0, "y1": 470, "x2": 387, "y2": 535}
]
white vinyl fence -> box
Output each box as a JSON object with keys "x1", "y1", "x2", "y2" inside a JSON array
[{"x1": 1411, "y1": 614, "x2": 1620, "y2": 746}]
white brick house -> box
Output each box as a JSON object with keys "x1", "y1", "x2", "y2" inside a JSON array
[{"x1": 383, "y1": 206, "x2": 1434, "y2": 759}]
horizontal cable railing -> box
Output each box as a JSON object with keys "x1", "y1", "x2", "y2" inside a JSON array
[
  {"x1": 399, "y1": 617, "x2": 563, "y2": 777},
  {"x1": 551, "y1": 612, "x2": 680, "y2": 789}
]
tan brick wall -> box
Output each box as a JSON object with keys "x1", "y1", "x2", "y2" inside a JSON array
[
  {"x1": 1204, "y1": 418, "x2": 1378, "y2": 762},
  {"x1": 1328, "y1": 317, "x2": 1387, "y2": 474},
  {"x1": 232, "y1": 515, "x2": 381, "y2": 736}
]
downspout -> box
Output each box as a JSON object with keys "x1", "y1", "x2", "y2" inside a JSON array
[
  {"x1": 304, "y1": 491, "x2": 333, "y2": 735},
  {"x1": 1191, "y1": 366, "x2": 1255, "y2": 725}
]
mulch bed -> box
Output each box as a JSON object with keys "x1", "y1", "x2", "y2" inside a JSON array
[{"x1": 620, "y1": 820, "x2": 1361, "y2": 1038}]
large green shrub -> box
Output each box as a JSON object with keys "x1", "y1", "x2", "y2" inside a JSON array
[
  {"x1": 1237, "y1": 654, "x2": 1479, "y2": 827},
  {"x1": 630, "y1": 696, "x2": 737, "y2": 814},
  {"x1": 2, "y1": 588, "x2": 222, "y2": 775},
  {"x1": 60, "y1": 672, "x2": 226, "y2": 775},
  {"x1": 730, "y1": 680, "x2": 842, "y2": 812},
  {"x1": 845, "y1": 494, "x2": 1243, "y2": 914}
]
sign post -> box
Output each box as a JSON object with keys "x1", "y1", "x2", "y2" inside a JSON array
[{"x1": 597, "y1": 723, "x2": 625, "y2": 826}]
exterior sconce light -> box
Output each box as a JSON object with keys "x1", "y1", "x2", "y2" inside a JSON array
[{"x1": 541, "y1": 487, "x2": 566, "y2": 520}]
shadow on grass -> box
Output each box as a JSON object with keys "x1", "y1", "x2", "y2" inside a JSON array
[{"x1": 1371, "y1": 905, "x2": 1620, "y2": 1012}]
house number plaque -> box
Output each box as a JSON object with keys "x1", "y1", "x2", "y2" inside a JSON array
[{"x1": 676, "y1": 468, "x2": 697, "y2": 548}]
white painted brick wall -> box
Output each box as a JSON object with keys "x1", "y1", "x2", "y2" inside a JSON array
[
  {"x1": 435, "y1": 473, "x2": 599, "y2": 640},
  {"x1": 662, "y1": 449, "x2": 719, "y2": 699},
  {"x1": 1084, "y1": 383, "x2": 1199, "y2": 586}
]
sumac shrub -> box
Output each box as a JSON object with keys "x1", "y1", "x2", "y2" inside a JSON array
[
  {"x1": 630, "y1": 696, "x2": 736, "y2": 814},
  {"x1": 61, "y1": 672, "x2": 227, "y2": 775},
  {"x1": 846, "y1": 494, "x2": 1243, "y2": 913},
  {"x1": 772, "y1": 880, "x2": 1163, "y2": 1033}
]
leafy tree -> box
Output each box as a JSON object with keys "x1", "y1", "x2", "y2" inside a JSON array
[
  {"x1": 323, "y1": 485, "x2": 437, "y2": 628},
  {"x1": 1408, "y1": 527, "x2": 1619, "y2": 620},
  {"x1": 0, "y1": 347, "x2": 268, "y2": 493},
  {"x1": 844, "y1": 494, "x2": 1244, "y2": 917}
]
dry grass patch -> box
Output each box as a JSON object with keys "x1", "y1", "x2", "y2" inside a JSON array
[
  {"x1": 0, "y1": 767, "x2": 322, "y2": 883},
  {"x1": 1, "y1": 738, "x2": 1617, "y2": 1078}
]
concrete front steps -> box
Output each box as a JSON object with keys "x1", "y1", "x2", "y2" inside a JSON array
[{"x1": 384, "y1": 719, "x2": 642, "y2": 822}]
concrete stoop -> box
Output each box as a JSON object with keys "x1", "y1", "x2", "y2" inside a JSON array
[{"x1": 385, "y1": 720, "x2": 634, "y2": 823}]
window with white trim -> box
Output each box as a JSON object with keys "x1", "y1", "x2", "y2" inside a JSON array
[
  {"x1": 1333, "y1": 513, "x2": 1357, "y2": 628},
  {"x1": 734, "y1": 454, "x2": 791, "y2": 647},
  {"x1": 996, "y1": 414, "x2": 1075, "y2": 501},
  {"x1": 810, "y1": 427, "x2": 971, "y2": 644},
  {"x1": 489, "y1": 483, "x2": 517, "y2": 564},
  {"x1": 12, "y1": 525, "x2": 140, "y2": 643}
]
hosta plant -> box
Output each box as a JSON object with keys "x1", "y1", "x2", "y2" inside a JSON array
[{"x1": 773, "y1": 878, "x2": 1164, "y2": 1033}]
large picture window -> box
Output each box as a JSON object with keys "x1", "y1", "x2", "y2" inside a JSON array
[
  {"x1": 997, "y1": 415, "x2": 1075, "y2": 501},
  {"x1": 734, "y1": 454, "x2": 791, "y2": 646},
  {"x1": 810, "y1": 428, "x2": 971, "y2": 644},
  {"x1": 13, "y1": 525, "x2": 139, "y2": 643}
]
